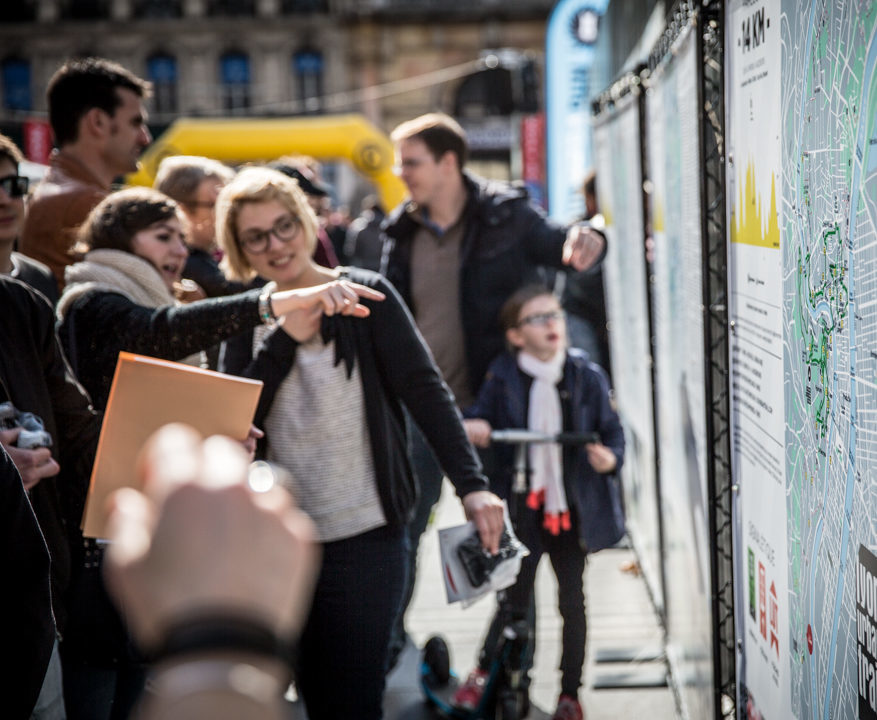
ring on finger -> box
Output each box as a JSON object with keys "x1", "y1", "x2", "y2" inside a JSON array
[{"x1": 248, "y1": 461, "x2": 277, "y2": 493}]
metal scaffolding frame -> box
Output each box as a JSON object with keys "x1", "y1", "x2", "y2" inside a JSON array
[
  {"x1": 647, "y1": 1, "x2": 736, "y2": 716},
  {"x1": 695, "y1": 1, "x2": 736, "y2": 717}
]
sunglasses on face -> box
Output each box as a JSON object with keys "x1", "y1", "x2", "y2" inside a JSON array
[
  {"x1": 517, "y1": 310, "x2": 564, "y2": 327},
  {"x1": 0, "y1": 174, "x2": 28, "y2": 198}
]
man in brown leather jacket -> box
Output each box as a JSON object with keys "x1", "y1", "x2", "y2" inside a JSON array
[{"x1": 19, "y1": 57, "x2": 152, "y2": 288}]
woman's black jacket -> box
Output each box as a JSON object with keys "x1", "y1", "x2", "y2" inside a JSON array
[{"x1": 221, "y1": 268, "x2": 488, "y2": 526}]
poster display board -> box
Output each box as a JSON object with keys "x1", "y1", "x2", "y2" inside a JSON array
[
  {"x1": 726, "y1": 1, "x2": 788, "y2": 716},
  {"x1": 644, "y1": 21, "x2": 714, "y2": 720},
  {"x1": 727, "y1": 2, "x2": 877, "y2": 718},
  {"x1": 592, "y1": 91, "x2": 664, "y2": 615},
  {"x1": 783, "y1": 5, "x2": 877, "y2": 718}
]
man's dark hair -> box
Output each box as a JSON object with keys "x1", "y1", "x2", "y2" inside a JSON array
[
  {"x1": 48, "y1": 57, "x2": 152, "y2": 147},
  {"x1": 391, "y1": 113, "x2": 469, "y2": 170}
]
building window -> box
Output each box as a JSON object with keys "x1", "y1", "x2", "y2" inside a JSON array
[
  {"x1": 210, "y1": 0, "x2": 254, "y2": 15},
  {"x1": 281, "y1": 0, "x2": 328, "y2": 12},
  {"x1": 2, "y1": 58, "x2": 31, "y2": 112},
  {"x1": 135, "y1": 0, "x2": 182, "y2": 18},
  {"x1": 454, "y1": 67, "x2": 514, "y2": 119},
  {"x1": 0, "y1": 1, "x2": 36, "y2": 22},
  {"x1": 220, "y1": 52, "x2": 251, "y2": 113},
  {"x1": 66, "y1": 0, "x2": 108, "y2": 19},
  {"x1": 293, "y1": 50, "x2": 323, "y2": 113},
  {"x1": 147, "y1": 53, "x2": 178, "y2": 115}
]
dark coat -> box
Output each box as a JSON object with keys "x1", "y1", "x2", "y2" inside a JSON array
[
  {"x1": 10, "y1": 252, "x2": 60, "y2": 306},
  {"x1": 381, "y1": 171, "x2": 573, "y2": 397},
  {"x1": 464, "y1": 348, "x2": 626, "y2": 552},
  {"x1": 1, "y1": 444, "x2": 54, "y2": 720},
  {"x1": 220, "y1": 268, "x2": 488, "y2": 526},
  {"x1": 0, "y1": 277, "x2": 100, "y2": 631},
  {"x1": 55, "y1": 285, "x2": 266, "y2": 665}
]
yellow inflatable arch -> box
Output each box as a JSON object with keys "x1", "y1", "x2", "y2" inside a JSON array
[{"x1": 128, "y1": 114, "x2": 406, "y2": 210}]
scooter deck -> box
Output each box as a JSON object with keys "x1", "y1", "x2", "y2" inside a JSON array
[{"x1": 421, "y1": 672, "x2": 471, "y2": 718}]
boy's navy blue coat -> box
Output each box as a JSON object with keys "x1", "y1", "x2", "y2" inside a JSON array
[{"x1": 464, "y1": 347, "x2": 626, "y2": 552}]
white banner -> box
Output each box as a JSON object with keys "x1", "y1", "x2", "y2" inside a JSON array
[
  {"x1": 726, "y1": 1, "x2": 788, "y2": 717},
  {"x1": 645, "y1": 22, "x2": 714, "y2": 720},
  {"x1": 593, "y1": 92, "x2": 663, "y2": 615}
]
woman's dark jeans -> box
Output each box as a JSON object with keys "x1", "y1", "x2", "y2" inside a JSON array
[{"x1": 297, "y1": 523, "x2": 409, "y2": 720}]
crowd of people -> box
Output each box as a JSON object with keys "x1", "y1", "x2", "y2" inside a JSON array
[{"x1": 2, "y1": 55, "x2": 622, "y2": 720}]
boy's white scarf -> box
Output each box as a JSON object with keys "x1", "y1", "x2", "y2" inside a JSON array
[
  {"x1": 518, "y1": 349, "x2": 571, "y2": 535},
  {"x1": 58, "y1": 249, "x2": 203, "y2": 368}
]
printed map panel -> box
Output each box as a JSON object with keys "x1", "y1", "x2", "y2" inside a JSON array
[{"x1": 782, "y1": 2, "x2": 877, "y2": 719}]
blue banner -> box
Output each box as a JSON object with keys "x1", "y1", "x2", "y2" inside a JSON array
[{"x1": 545, "y1": 0, "x2": 608, "y2": 223}]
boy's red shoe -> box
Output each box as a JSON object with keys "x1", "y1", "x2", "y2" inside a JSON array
[
  {"x1": 553, "y1": 694, "x2": 584, "y2": 720},
  {"x1": 451, "y1": 668, "x2": 489, "y2": 711}
]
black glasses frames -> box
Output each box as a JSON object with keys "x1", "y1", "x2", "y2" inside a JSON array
[
  {"x1": 517, "y1": 310, "x2": 564, "y2": 327},
  {"x1": 0, "y1": 175, "x2": 28, "y2": 198},
  {"x1": 239, "y1": 215, "x2": 301, "y2": 254}
]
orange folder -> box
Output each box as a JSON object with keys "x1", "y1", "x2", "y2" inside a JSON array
[{"x1": 82, "y1": 352, "x2": 263, "y2": 538}]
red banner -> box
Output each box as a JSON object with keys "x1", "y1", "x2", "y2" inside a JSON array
[
  {"x1": 520, "y1": 113, "x2": 546, "y2": 210},
  {"x1": 23, "y1": 119, "x2": 53, "y2": 165}
]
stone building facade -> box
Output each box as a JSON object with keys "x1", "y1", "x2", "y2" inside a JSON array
[{"x1": 0, "y1": 0, "x2": 553, "y2": 160}]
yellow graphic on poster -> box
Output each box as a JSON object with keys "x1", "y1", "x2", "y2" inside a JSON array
[{"x1": 731, "y1": 159, "x2": 780, "y2": 249}]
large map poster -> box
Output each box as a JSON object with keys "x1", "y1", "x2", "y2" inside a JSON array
[
  {"x1": 645, "y1": 23, "x2": 714, "y2": 720},
  {"x1": 726, "y1": 1, "x2": 788, "y2": 717},
  {"x1": 728, "y1": 1, "x2": 877, "y2": 718},
  {"x1": 782, "y1": 3, "x2": 877, "y2": 720},
  {"x1": 593, "y1": 92, "x2": 664, "y2": 613}
]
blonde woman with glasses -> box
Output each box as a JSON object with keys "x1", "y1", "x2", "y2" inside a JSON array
[{"x1": 217, "y1": 166, "x2": 504, "y2": 720}]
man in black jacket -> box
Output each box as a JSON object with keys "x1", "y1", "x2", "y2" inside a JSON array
[
  {"x1": 382, "y1": 112, "x2": 606, "y2": 664},
  {"x1": 1, "y1": 443, "x2": 55, "y2": 720},
  {"x1": 0, "y1": 277, "x2": 101, "y2": 716}
]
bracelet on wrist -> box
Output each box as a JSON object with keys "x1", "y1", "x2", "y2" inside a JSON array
[
  {"x1": 149, "y1": 612, "x2": 296, "y2": 669},
  {"x1": 258, "y1": 282, "x2": 278, "y2": 327}
]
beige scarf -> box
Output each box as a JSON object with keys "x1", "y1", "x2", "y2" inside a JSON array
[{"x1": 58, "y1": 249, "x2": 203, "y2": 367}]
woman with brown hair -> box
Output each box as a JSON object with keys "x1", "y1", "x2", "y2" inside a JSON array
[{"x1": 56, "y1": 185, "x2": 381, "y2": 720}]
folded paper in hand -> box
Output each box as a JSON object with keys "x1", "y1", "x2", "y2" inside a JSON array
[
  {"x1": 438, "y1": 503, "x2": 528, "y2": 607},
  {"x1": 82, "y1": 352, "x2": 263, "y2": 538}
]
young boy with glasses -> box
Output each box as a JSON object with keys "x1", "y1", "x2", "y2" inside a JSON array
[{"x1": 455, "y1": 284, "x2": 626, "y2": 720}]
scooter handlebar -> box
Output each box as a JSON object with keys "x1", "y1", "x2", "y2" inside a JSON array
[{"x1": 489, "y1": 429, "x2": 600, "y2": 445}]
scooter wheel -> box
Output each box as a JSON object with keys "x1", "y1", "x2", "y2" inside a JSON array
[{"x1": 423, "y1": 635, "x2": 451, "y2": 684}]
